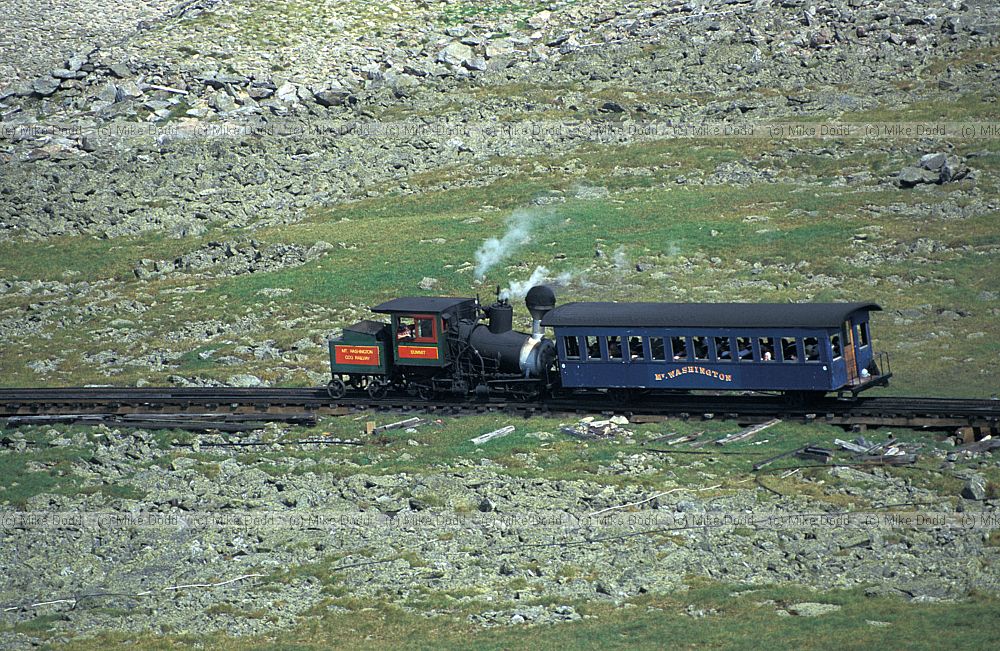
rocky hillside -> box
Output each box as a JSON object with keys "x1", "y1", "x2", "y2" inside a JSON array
[
  {"x1": 1, "y1": 1, "x2": 1000, "y2": 648},
  {"x1": 1, "y1": 0, "x2": 998, "y2": 240}
]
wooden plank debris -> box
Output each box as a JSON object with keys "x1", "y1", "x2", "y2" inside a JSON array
[
  {"x1": 371, "y1": 417, "x2": 423, "y2": 434},
  {"x1": 753, "y1": 444, "x2": 811, "y2": 471},
  {"x1": 796, "y1": 445, "x2": 834, "y2": 463},
  {"x1": 859, "y1": 453, "x2": 917, "y2": 465},
  {"x1": 141, "y1": 83, "x2": 189, "y2": 95},
  {"x1": 959, "y1": 437, "x2": 1000, "y2": 454},
  {"x1": 715, "y1": 419, "x2": 781, "y2": 445},
  {"x1": 667, "y1": 431, "x2": 704, "y2": 445},
  {"x1": 834, "y1": 438, "x2": 869, "y2": 453},
  {"x1": 472, "y1": 425, "x2": 515, "y2": 445}
]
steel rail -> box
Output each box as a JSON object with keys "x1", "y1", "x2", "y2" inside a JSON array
[{"x1": 0, "y1": 387, "x2": 997, "y2": 433}]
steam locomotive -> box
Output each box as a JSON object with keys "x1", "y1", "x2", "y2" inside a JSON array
[{"x1": 327, "y1": 286, "x2": 890, "y2": 400}]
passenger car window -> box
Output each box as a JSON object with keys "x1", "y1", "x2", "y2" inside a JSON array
[
  {"x1": 607, "y1": 336, "x2": 623, "y2": 360},
  {"x1": 759, "y1": 337, "x2": 776, "y2": 362},
  {"x1": 858, "y1": 323, "x2": 869, "y2": 347},
  {"x1": 714, "y1": 336, "x2": 732, "y2": 361},
  {"x1": 628, "y1": 336, "x2": 644, "y2": 360},
  {"x1": 830, "y1": 334, "x2": 842, "y2": 359},
  {"x1": 781, "y1": 337, "x2": 798, "y2": 362},
  {"x1": 586, "y1": 336, "x2": 600, "y2": 359},
  {"x1": 650, "y1": 337, "x2": 666, "y2": 361},
  {"x1": 670, "y1": 337, "x2": 687, "y2": 360},
  {"x1": 692, "y1": 336, "x2": 709, "y2": 360},
  {"x1": 736, "y1": 337, "x2": 752, "y2": 361},
  {"x1": 803, "y1": 336, "x2": 820, "y2": 362},
  {"x1": 564, "y1": 336, "x2": 580, "y2": 359}
]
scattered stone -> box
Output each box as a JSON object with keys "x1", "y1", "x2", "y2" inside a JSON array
[
  {"x1": 961, "y1": 476, "x2": 987, "y2": 501},
  {"x1": 275, "y1": 82, "x2": 299, "y2": 103},
  {"x1": 228, "y1": 373, "x2": 266, "y2": 387},
  {"x1": 437, "y1": 42, "x2": 475, "y2": 67},
  {"x1": 31, "y1": 76, "x2": 61, "y2": 97},
  {"x1": 788, "y1": 602, "x2": 842, "y2": 617},
  {"x1": 108, "y1": 63, "x2": 131, "y2": 78},
  {"x1": 418, "y1": 277, "x2": 438, "y2": 290}
]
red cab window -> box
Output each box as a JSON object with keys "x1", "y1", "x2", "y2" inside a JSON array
[{"x1": 396, "y1": 315, "x2": 436, "y2": 342}]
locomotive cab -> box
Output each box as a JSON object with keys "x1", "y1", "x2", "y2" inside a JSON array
[{"x1": 373, "y1": 296, "x2": 479, "y2": 369}]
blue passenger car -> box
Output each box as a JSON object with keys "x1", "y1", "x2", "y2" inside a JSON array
[{"x1": 541, "y1": 302, "x2": 890, "y2": 395}]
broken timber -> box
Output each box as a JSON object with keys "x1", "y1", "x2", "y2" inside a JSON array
[
  {"x1": 471, "y1": 425, "x2": 515, "y2": 445},
  {"x1": 371, "y1": 417, "x2": 423, "y2": 434},
  {"x1": 715, "y1": 419, "x2": 781, "y2": 445}
]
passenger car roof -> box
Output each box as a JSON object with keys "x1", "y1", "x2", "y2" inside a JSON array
[
  {"x1": 541, "y1": 302, "x2": 881, "y2": 329},
  {"x1": 372, "y1": 297, "x2": 477, "y2": 314}
]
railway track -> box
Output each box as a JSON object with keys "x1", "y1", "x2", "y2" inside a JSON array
[{"x1": 0, "y1": 387, "x2": 997, "y2": 435}]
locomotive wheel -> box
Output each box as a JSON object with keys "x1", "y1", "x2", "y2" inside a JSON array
[
  {"x1": 367, "y1": 378, "x2": 390, "y2": 399},
  {"x1": 508, "y1": 387, "x2": 538, "y2": 402},
  {"x1": 416, "y1": 384, "x2": 436, "y2": 401},
  {"x1": 327, "y1": 378, "x2": 346, "y2": 400}
]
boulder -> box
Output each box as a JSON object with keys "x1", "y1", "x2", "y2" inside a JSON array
[
  {"x1": 50, "y1": 68, "x2": 85, "y2": 80},
  {"x1": 919, "y1": 152, "x2": 947, "y2": 171},
  {"x1": 788, "y1": 602, "x2": 842, "y2": 617},
  {"x1": 211, "y1": 91, "x2": 237, "y2": 112},
  {"x1": 961, "y1": 476, "x2": 987, "y2": 501},
  {"x1": 108, "y1": 63, "x2": 131, "y2": 78},
  {"x1": 528, "y1": 10, "x2": 552, "y2": 29},
  {"x1": 31, "y1": 76, "x2": 61, "y2": 97},
  {"x1": 940, "y1": 155, "x2": 969, "y2": 182},
  {"x1": 228, "y1": 374, "x2": 265, "y2": 388},
  {"x1": 437, "y1": 42, "x2": 475, "y2": 67},
  {"x1": 313, "y1": 86, "x2": 351, "y2": 107},
  {"x1": 275, "y1": 82, "x2": 298, "y2": 103},
  {"x1": 96, "y1": 82, "x2": 120, "y2": 103},
  {"x1": 463, "y1": 57, "x2": 488, "y2": 72},
  {"x1": 896, "y1": 166, "x2": 939, "y2": 187}
]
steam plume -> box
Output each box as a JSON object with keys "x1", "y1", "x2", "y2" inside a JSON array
[{"x1": 474, "y1": 210, "x2": 538, "y2": 279}]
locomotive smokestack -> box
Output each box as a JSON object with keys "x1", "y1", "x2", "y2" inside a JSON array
[
  {"x1": 486, "y1": 299, "x2": 513, "y2": 334},
  {"x1": 525, "y1": 285, "x2": 556, "y2": 339}
]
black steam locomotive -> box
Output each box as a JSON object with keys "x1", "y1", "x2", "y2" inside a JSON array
[{"x1": 326, "y1": 286, "x2": 559, "y2": 400}]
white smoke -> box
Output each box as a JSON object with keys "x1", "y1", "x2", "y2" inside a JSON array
[
  {"x1": 501, "y1": 265, "x2": 575, "y2": 300},
  {"x1": 473, "y1": 210, "x2": 537, "y2": 279},
  {"x1": 612, "y1": 245, "x2": 629, "y2": 270}
]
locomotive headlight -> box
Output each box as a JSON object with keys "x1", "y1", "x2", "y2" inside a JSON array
[{"x1": 519, "y1": 336, "x2": 557, "y2": 377}]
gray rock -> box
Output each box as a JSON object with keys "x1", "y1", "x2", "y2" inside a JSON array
[
  {"x1": 940, "y1": 156, "x2": 969, "y2": 183},
  {"x1": 919, "y1": 153, "x2": 947, "y2": 171},
  {"x1": 418, "y1": 277, "x2": 438, "y2": 290},
  {"x1": 275, "y1": 82, "x2": 298, "y2": 103},
  {"x1": 108, "y1": 63, "x2": 131, "y2": 78},
  {"x1": 228, "y1": 374, "x2": 266, "y2": 388},
  {"x1": 248, "y1": 84, "x2": 275, "y2": 100},
  {"x1": 31, "y1": 76, "x2": 61, "y2": 97},
  {"x1": 96, "y1": 82, "x2": 120, "y2": 103},
  {"x1": 463, "y1": 57, "x2": 488, "y2": 72},
  {"x1": 961, "y1": 476, "x2": 987, "y2": 501},
  {"x1": 50, "y1": 68, "x2": 85, "y2": 80},
  {"x1": 788, "y1": 602, "x2": 842, "y2": 616},
  {"x1": 66, "y1": 53, "x2": 88, "y2": 72},
  {"x1": 117, "y1": 80, "x2": 143, "y2": 100},
  {"x1": 313, "y1": 86, "x2": 350, "y2": 107},
  {"x1": 437, "y1": 42, "x2": 475, "y2": 67},
  {"x1": 896, "y1": 166, "x2": 939, "y2": 187},
  {"x1": 210, "y1": 90, "x2": 237, "y2": 113}
]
